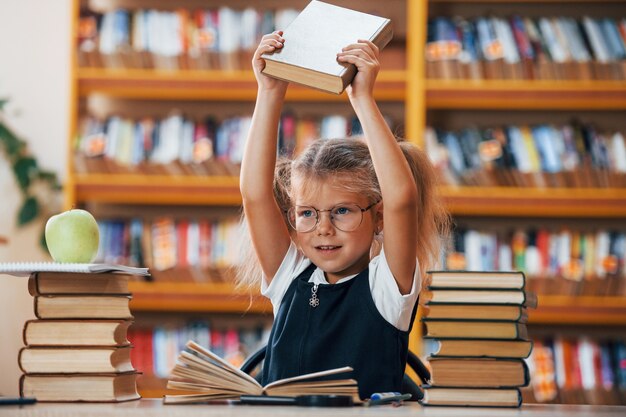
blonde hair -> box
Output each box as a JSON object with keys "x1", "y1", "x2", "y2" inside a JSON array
[{"x1": 236, "y1": 138, "x2": 450, "y2": 290}]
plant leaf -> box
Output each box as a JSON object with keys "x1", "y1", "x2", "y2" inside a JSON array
[
  {"x1": 17, "y1": 195, "x2": 39, "y2": 226},
  {"x1": 38, "y1": 170, "x2": 62, "y2": 190},
  {"x1": 0, "y1": 123, "x2": 25, "y2": 156},
  {"x1": 0, "y1": 98, "x2": 7, "y2": 110},
  {"x1": 13, "y1": 156, "x2": 38, "y2": 191}
]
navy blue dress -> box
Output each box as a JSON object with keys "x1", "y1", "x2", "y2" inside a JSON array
[{"x1": 261, "y1": 263, "x2": 418, "y2": 399}]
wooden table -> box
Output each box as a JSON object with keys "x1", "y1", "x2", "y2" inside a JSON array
[{"x1": 0, "y1": 399, "x2": 625, "y2": 417}]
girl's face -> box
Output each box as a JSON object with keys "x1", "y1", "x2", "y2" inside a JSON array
[{"x1": 292, "y1": 177, "x2": 382, "y2": 284}]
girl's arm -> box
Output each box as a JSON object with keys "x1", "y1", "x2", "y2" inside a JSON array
[
  {"x1": 338, "y1": 40, "x2": 418, "y2": 294},
  {"x1": 240, "y1": 32, "x2": 292, "y2": 283}
]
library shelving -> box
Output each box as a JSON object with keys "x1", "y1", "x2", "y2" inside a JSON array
[{"x1": 66, "y1": 0, "x2": 626, "y2": 401}]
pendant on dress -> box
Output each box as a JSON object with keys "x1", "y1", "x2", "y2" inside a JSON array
[{"x1": 309, "y1": 284, "x2": 319, "y2": 308}]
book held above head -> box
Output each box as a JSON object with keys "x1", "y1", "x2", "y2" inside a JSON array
[{"x1": 261, "y1": 0, "x2": 393, "y2": 94}]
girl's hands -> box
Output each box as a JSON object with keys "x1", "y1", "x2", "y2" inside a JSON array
[
  {"x1": 252, "y1": 31, "x2": 289, "y2": 94},
  {"x1": 337, "y1": 39, "x2": 380, "y2": 102}
]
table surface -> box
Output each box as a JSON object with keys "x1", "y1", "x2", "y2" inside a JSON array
[{"x1": 0, "y1": 399, "x2": 625, "y2": 417}]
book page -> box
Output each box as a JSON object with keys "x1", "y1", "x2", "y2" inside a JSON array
[
  {"x1": 0, "y1": 262, "x2": 149, "y2": 277},
  {"x1": 263, "y1": 366, "x2": 353, "y2": 390},
  {"x1": 186, "y1": 341, "x2": 261, "y2": 388},
  {"x1": 176, "y1": 352, "x2": 260, "y2": 392}
]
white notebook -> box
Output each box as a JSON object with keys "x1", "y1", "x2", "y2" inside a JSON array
[{"x1": 0, "y1": 262, "x2": 150, "y2": 277}]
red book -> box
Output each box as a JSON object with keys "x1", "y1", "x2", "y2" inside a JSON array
[
  {"x1": 141, "y1": 328, "x2": 154, "y2": 377},
  {"x1": 177, "y1": 220, "x2": 189, "y2": 268}
]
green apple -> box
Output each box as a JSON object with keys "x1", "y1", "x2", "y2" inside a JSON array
[{"x1": 45, "y1": 209, "x2": 100, "y2": 263}]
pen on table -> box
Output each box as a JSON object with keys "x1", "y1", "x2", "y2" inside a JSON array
[
  {"x1": 0, "y1": 397, "x2": 37, "y2": 406},
  {"x1": 365, "y1": 393, "x2": 412, "y2": 406}
]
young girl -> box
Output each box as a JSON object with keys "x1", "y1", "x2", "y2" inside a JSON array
[{"x1": 239, "y1": 31, "x2": 448, "y2": 399}]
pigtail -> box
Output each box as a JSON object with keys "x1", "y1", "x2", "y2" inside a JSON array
[{"x1": 398, "y1": 140, "x2": 451, "y2": 278}]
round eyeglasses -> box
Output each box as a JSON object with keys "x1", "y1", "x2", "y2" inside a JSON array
[{"x1": 286, "y1": 201, "x2": 379, "y2": 233}]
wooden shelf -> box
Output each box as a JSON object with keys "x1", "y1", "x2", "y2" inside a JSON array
[
  {"x1": 129, "y1": 281, "x2": 271, "y2": 314},
  {"x1": 74, "y1": 173, "x2": 241, "y2": 205},
  {"x1": 531, "y1": 295, "x2": 626, "y2": 325},
  {"x1": 440, "y1": 186, "x2": 626, "y2": 217},
  {"x1": 129, "y1": 279, "x2": 626, "y2": 323},
  {"x1": 74, "y1": 175, "x2": 626, "y2": 215},
  {"x1": 426, "y1": 79, "x2": 626, "y2": 110},
  {"x1": 77, "y1": 68, "x2": 407, "y2": 101}
]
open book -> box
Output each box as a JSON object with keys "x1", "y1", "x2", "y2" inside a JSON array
[{"x1": 163, "y1": 341, "x2": 360, "y2": 404}]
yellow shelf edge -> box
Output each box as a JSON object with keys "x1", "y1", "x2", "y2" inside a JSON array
[
  {"x1": 77, "y1": 67, "x2": 407, "y2": 82},
  {"x1": 426, "y1": 79, "x2": 626, "y2": 91},
  {"x1": 440, "y1": 186, "x2": 626, "y2": 200},
  {"x1": 74, "y1": 173, "x2": 240, "y2": 186}
]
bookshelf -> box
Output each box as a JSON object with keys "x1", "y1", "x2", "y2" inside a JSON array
[
  {"x1": 66, "y1": 0, "x2": 626, "y2": 402},
  {"x1": 426, "y1": 79, "x2": 626, "y2": 110},
  {"x1": 128, "y1": 281, "x2": 270, "y2": 313}
]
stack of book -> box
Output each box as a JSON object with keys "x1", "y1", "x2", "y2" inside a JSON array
[
  {"x1": 16, "y1": 265, "x2": 148, "y2": 402},
  {"x1": 420, "y1": 271, "x2": 537, "y2": 408}
]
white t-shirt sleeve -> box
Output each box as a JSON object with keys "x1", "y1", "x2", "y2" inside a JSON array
[
  {"x1": 261, "y1": 241, "x2": 311, "y2": 316},
  {"x1": 369, "y1": 248, "x2": 421, "y2": 332}
]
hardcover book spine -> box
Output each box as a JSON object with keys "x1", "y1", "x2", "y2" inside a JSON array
[{"x1": 339, "y1": 20, "x2": 392, "y2": 92}]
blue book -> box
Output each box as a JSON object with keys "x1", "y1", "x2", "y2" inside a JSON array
[
  {"x1": 531, "y1": 125, "x2": 561, "y2": 173},
  {"x1": 600, "y1": 18, "x2": 626, "y2": 60},
  {"x1": 441, "y1": 131, "x2": 466, "y2": 176},
  {"x1": 455, "y1": 17, "x2": 480, "y2": 62}
]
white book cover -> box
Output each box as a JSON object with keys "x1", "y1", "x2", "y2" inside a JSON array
[
  {"x1": 218, "y1": 7, "x2": 241, "y2": 53},
  {"x1": 551, "y1": 18, "x2": 574, "y2": 62},
  {"x1": 610, "y1": 132, "x2": 626, "y2": 172},
  {"x1": 538, "y1": 17, "x2": 566, "y2": 63},
  {"x1": 240, "y1": 8, "x2": 260, "y2": 50},
  {"x1": 582, "y1": 16, "x2": 609, "y2": 63},
  {"x1": 493, "y1": 17, "x2": 520, "y2": 64},
  {"x1": 595, "y1": 231, "x2": 610, "y2": 278}
]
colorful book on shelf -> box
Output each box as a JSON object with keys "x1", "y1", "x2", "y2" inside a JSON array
[
  {"x1": 430, "y1": 339, "x2": 533, "y2": 359},
  {"x1": 261, "y1": 0, "x2": 392, "y2": 94},
  {"x1": 23, "y1": 319, "x2": 132, "y2": 347},
  {"x1": 0, "y1": 262, "x2": 149, "y2": 277},
  {"x1": 33, "y1": 295, "x2": 133, "y2": 320},
  {"x1": 20, "y1": 372, "x2": 140, "y2": 403},
  {"x1": 163, "y1": 340, "x2": 360, "y2": 403},
  {"x1": 421, "y1": 386, "x2": 523, "y2": 408},
  {"x1": 423, "y1": 320, "x2": 528, "y2": 340},
  {"x1": 18, "y1": 346, "x2": 134, "y2": 374},
  {"x1": 27, "y1": 271, "x2": 134, "y2": 295}
]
